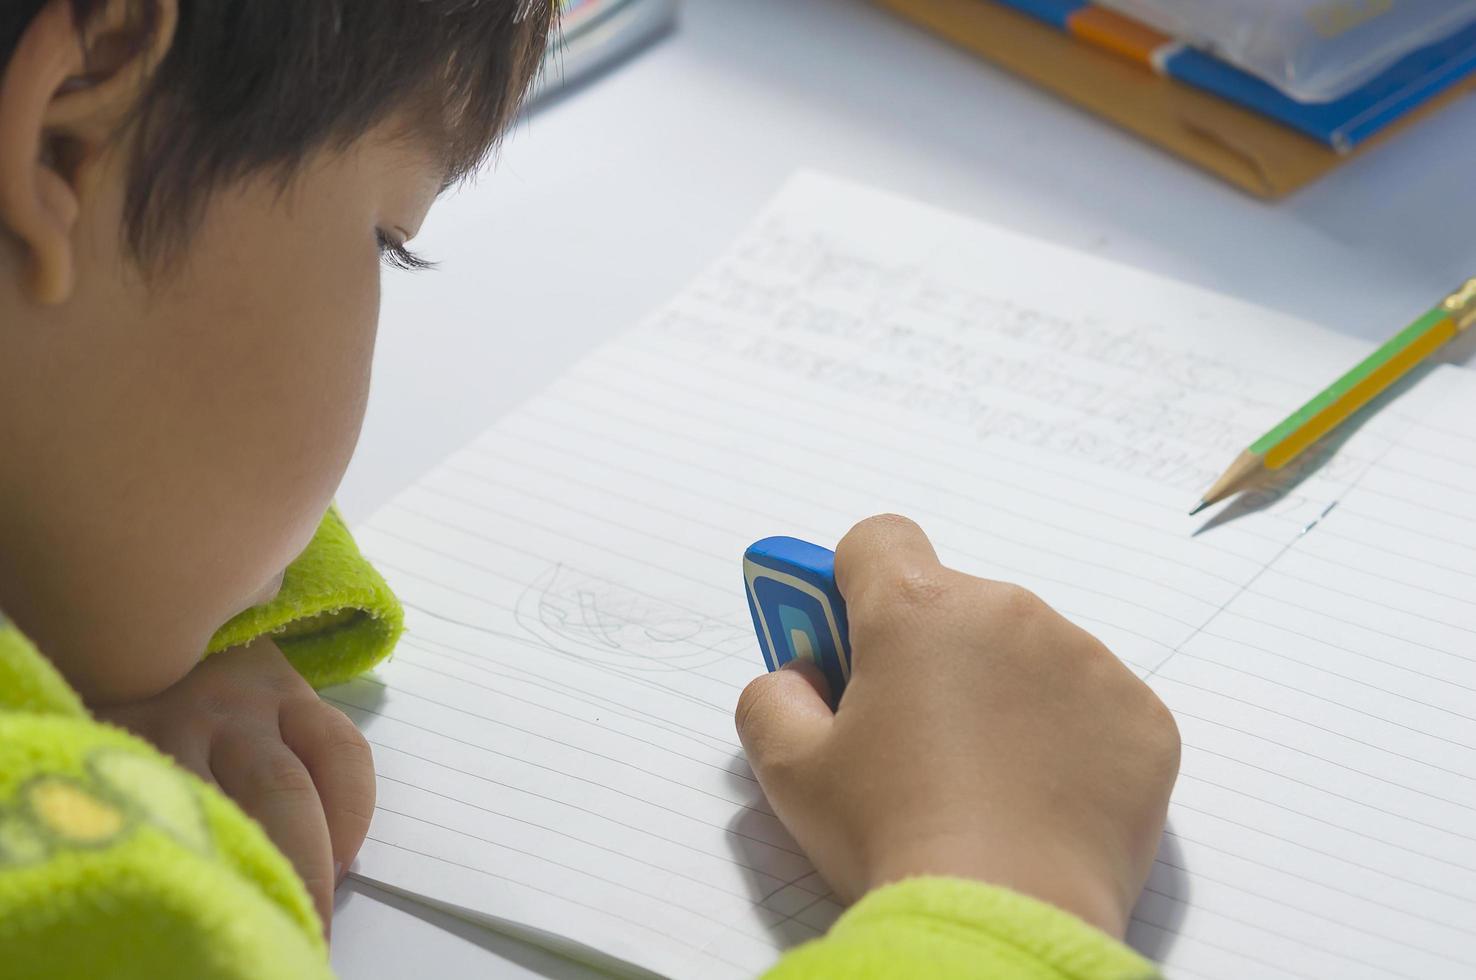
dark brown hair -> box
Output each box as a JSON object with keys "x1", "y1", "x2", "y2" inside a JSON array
[{"x1": 2, "y1": 1, "x2": 553, "y2": 260}]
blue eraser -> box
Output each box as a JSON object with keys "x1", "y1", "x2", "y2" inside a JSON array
[{"x1": 743, "y1": 536, "x2": 851, "y2": 699}]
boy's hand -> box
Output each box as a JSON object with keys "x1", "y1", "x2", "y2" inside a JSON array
[
  {"x1": 95, "y1": 639, "x2": 373, "y2": 936},
  {"x1": 736, "y1": 516, "x2": 1180, "y2": 939}
]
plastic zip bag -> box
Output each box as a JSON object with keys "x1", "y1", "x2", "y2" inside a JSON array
[{"x1": 1094, "y1": 0, "x2": 1476, "y2": 102}]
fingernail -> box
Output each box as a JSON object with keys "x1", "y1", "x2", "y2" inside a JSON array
[{"x1": 334, "y1": 861, "x2": 345, "y2": 885}]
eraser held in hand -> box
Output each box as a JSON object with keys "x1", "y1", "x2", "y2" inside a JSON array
[{"x1": 743, "y1": 536, "x2": 851, "y2": 699}]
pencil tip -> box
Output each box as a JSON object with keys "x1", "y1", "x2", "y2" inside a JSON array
[{"x1": 1189, "y1": 500, "x2": 1209, "y2": 517}]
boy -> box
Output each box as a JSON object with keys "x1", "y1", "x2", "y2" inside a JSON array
[{"x1": 0, "y1": 2, "x2": 1179, "y2": 978}]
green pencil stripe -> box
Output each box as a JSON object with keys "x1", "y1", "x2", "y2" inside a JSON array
[{"x1": 1249, "y1": 306, "x2": 1450, "y2": 455}]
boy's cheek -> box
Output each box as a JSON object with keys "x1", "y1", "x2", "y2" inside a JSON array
[
  {"x1": 1, "y1": 139, "x2": 392, "y2": 706},
  {"x1": 163, "y1": 177, "x2": 380, "y2": 607}
]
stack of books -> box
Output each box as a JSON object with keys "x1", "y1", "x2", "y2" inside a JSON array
[
  {"x1": 530, "y1": 0, "x2": 681, "y2": 105},
  {"x1": 879, "y1": 0, "x2": 1476, "y2": 197}
]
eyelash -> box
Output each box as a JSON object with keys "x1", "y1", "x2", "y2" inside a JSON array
[{"x1": 376, "y1": 229, "x2": 434, "y2": 272}]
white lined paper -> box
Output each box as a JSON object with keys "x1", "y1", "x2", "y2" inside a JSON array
[{"x1": 341, "y1": 174, "x2": 1476, "y2": 978}]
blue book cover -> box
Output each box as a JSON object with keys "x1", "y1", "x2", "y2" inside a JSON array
[
  {"x1": 1164, "y1": 17, "x2": 1476, "y2": 152},
  {"x1": 992, "y1": 0, "x2": 1081, "y2": 29},
  {"x1": 990, "y1": 0, "x2": 1476, "y2": 151}
]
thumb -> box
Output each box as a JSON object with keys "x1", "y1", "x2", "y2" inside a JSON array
[
  {"x1": 736, "y1": 659, "x2": 833, "y2": 786},
  {"x1": 833, "y1": 514, "x2": 942, "y2": 610}
]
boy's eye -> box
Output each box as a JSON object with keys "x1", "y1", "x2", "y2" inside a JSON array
[{"x1": 376, "y1": 229, "x2": 434, "y2": 272}]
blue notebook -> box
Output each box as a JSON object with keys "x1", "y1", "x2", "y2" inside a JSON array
[
  {"x1": 1166, "y1": 18, "x2": 1476, "y2": 152},
  {"x1": 992, "y1": 0, "x2": 1476, "y2": 151}
]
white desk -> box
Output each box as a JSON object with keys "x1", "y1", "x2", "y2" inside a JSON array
[{"x1": 331, "y1": 0, "x2": 1476, "y2": 974}]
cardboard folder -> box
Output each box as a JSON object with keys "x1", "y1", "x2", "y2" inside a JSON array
[{"x1": 877, "y1": 0, "x2": 1476, "y2": 199}]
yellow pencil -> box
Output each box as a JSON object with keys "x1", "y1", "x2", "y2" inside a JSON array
[{"x1": 1193, "y1": 278, "x2": 1476, "y2": 515}]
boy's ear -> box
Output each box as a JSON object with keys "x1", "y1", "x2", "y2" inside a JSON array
[{"x1": 0, "y1": 0, "x2": 178, "y2": 305}]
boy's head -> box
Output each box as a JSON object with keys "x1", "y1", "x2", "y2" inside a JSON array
[{"x1": 0, "y1": 1, "x2": 551, "y2": 702}]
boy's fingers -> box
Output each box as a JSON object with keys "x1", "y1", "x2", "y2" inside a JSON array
[
  {"x1": 211, "y1": 732, "x2": 336, "y2": 938},
  {"x1": 833, "y1": 514, "x2": 942, "y2": 607},
  {"x1": 280, "y1": 699, "x2": 376, "y2": 886},
  {"x1": 736, "y1": 660, "x2": 833, "y2": 789}
]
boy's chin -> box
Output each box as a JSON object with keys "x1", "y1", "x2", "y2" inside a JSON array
[{"x1": 245, "y1": 571, "x2": 287, "y2": 609}]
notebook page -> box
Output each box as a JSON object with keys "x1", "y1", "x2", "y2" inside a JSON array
[
  {"x1": 1130, "y1": 365, "x2": 1476, "y2": 980},
  {"x1": 334, "y1": 173, "x2": 1476, "y2": 978}
]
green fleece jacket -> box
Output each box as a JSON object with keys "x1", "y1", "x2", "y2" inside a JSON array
[{"x1": 0, "y1": 510, "x2": 1157, "y2": 979}]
